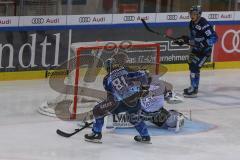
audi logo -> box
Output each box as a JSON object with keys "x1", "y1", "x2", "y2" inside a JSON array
[
  {"x1": 31, "y1": 18, "x2": 44, "y2": 24},
  {"x1": 123, "y1": 16, "x2": 135, "y2": 21},
  {"x1": 79, "y1": 17, "x2": 91, "y2": 23},
  {"x1": 167, "y1": 15, "x2": 178, "y2": 20},
  {"x1": 208, "y1": 14, "x2": 219, "y2": 19},
  {"x1": 221, "y1": 29, "x2": 240, "y2": 53}
]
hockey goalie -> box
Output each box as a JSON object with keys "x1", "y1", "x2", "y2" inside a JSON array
[{"x1": 136, "y1": 72, "x2": 185, "y2": 131}]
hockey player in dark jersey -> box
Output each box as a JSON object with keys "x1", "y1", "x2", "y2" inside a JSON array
[
  {"x1": 174, "y1": 5, "x2": 218, "y2": 97},
  {"x1": 84, "y1": 58, "x2": 151, "y2": 143}
]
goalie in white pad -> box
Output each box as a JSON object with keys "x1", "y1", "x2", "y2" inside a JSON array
[
  {"x1": 138, "y1": 74, "x2": 185, "y2": 132},
  {"x1": 108, "y1": 72, "x2": 185, "y2": 131}
]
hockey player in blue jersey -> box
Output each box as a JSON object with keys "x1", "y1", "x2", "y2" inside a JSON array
[
  {"x1": 173, "y1": 5, "x2": 218, "y2": 97},
  {"x1": 84, "y1": 58, "x2": 151, "y2": 143}
]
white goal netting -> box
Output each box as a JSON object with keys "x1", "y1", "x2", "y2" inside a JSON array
[{"x1": 38, "y1": 40, "x2": 160, "y2": 120}]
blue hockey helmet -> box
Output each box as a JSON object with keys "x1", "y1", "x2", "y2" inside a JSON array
[{"x1": 189, "y1": 5, "x2": 202, "y2": 16}]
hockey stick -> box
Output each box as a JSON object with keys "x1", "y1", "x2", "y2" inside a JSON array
[
  {"x1": 141, "y1": 19, "x2": 176, "y2": 40},
  {"x1": 56, "y1": 122, "x2": 93, "y2": 138},
  {"x1": 141, "y1": 19, "x2": 195, "y2": 47}
]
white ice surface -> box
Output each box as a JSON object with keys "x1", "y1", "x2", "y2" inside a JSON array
[{"x1": 0, "y1": 69, "x2": 240, "y2": 160}]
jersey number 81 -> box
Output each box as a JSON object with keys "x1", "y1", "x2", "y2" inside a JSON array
[{"x1": 112, "y1": 76, "x2": 128, "y2": 91}]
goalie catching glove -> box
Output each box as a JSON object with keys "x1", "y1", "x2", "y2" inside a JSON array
[{"x1": 173, "y1": 35, "x2": 190, "y2": 46}]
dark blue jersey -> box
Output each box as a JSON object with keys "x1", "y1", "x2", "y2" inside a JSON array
[
  {"x1": 103, "y1": 67, "x2": 148, "y2": 101},
  {"x1": 189, "y1": 17, "x2": 218, "y2": 54}
]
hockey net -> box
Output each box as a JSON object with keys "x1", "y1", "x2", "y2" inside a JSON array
[{"x1": 38, "y1": 41, "x2": 160, "y2": 120}]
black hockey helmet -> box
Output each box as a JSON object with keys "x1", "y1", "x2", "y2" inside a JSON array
[{"x1": 189, "y1": 5, "x2": 202, "y2": 16}]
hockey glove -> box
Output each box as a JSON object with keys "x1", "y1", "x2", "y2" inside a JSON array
[
  {"x1": 140, "y1": 84, "x2": 150, "y2": 97},
  {"x1": 173, "y1": 35, "x2": 190, "y2": 46}
]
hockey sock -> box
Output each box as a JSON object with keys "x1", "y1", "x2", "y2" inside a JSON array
[
  {"x1": 190, "y1": 72, "x2": 200, "y2": 89},
  {"x1": 134, "y1": 121, "x2": 150, "y2": 137},
  {"x1": 92, "y1": 117, "x2": 104, "y2": 133}
]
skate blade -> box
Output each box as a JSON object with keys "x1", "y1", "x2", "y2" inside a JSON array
[
  {"x1": 135, "y1": 141, "x2": 152, "y2": 144},
  {"x1": 84, "y1": 138, "x2": 102, "y2": 144},
  {"x1": 183, "y1": 94, "x2": 197, "y2": 98}
]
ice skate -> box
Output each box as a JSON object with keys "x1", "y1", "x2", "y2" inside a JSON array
[
  {"x1": 84, "y1": 132, "x2": 102, "y2": 143},
  {"x1": 134, "y1": 135, "x2": 151, "y2": 144},
  {"x1": 183, "y1": 87, "x2": 198, "y2": 98}
]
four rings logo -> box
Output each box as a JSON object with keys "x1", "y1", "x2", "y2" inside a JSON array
[
  {"x1": 79, "y1": 17, "x2": 91, "y2": 23},
  {"x1": 31, "y1": 18, "x2": 44, "y2": 24},
  {"x1": 208, "y1": 14, "x2": 219, "y2": 19},
  {"x1": 167, "y1": 15, "x2": 178, "y2": 20},
  {"x1": 221, "y1": 29, "x2": 240, "y2": 53},
  {"x1": 123, "y1": 16, "x2": 135, "y2": 21}
]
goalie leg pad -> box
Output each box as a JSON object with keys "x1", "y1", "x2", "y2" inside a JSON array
[{"x1": 165, "y1": 110, "x2": 185, "y2": 130}]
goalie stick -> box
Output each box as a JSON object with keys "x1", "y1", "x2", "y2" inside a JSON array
[
  {"x1": 141, "y1": 19, "x2": 195, "y2": 47},
  {"x1": 56, "y1": 122, "x2": 93, "y2": 138}
]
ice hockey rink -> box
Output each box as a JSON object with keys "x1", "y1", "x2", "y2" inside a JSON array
[{"x1": 0, "y1": 69, "x2": 240, "y2": 160}]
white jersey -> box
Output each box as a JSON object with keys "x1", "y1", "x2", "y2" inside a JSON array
[{"x1": 140, "y1": 85, "x2": 164, "y2": 113}]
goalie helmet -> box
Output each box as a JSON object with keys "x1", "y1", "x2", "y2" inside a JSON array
[{"x1": 189, "y1": 5, "x2": 202, "y2": 16}]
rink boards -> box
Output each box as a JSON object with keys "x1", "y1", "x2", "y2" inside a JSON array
[{"x1": 0, "y1": 12, "x2": 240, "y2": 80}]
